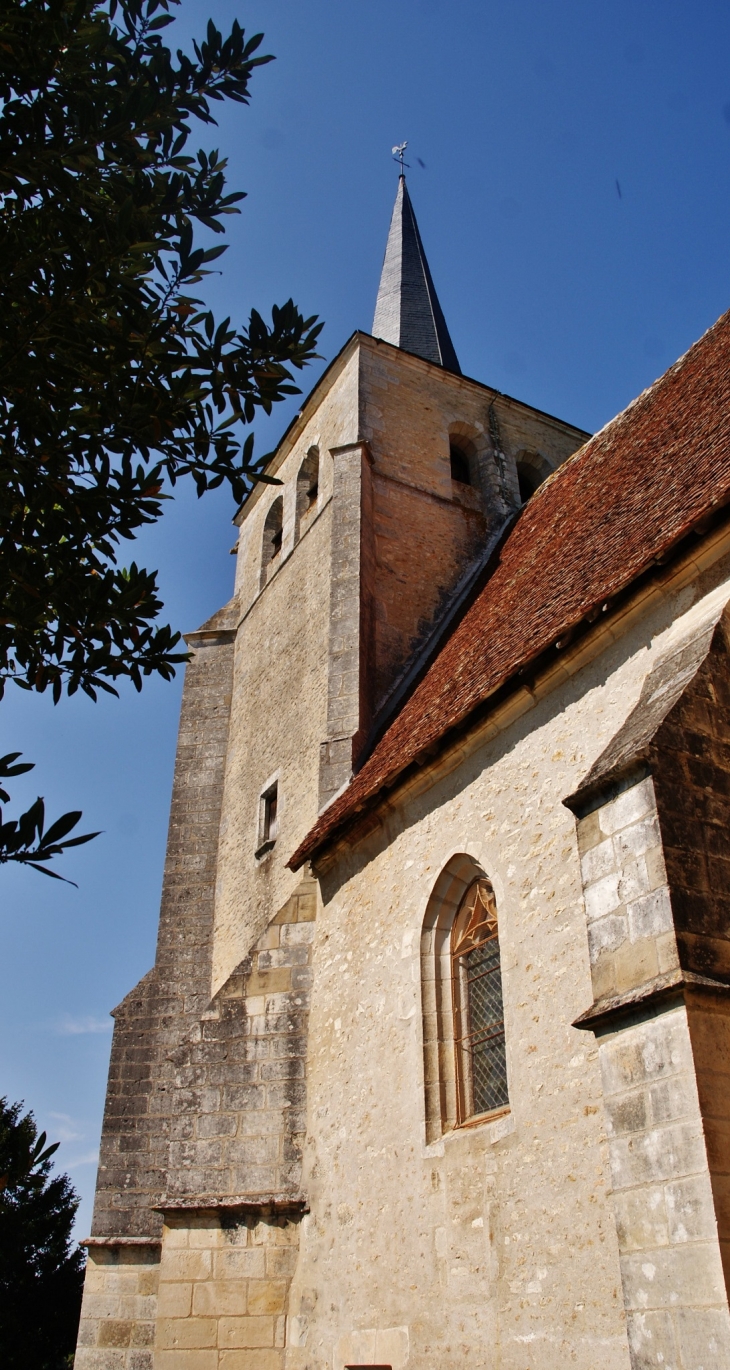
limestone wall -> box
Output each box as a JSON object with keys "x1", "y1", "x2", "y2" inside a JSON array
[
  {"x1": 598, "y1": 1004, "x2": 730, "y2": 1368},
  {"x1": 163, "y1": 878, "x2": 316, "y2": 1207},
  {"x1": 576, "y1": 777, "x2": 677, "y2": 1007},
  {"x1": 288, "y1": 568, "x2": 730, "y2": 1370},
  {"x1": 75, "y1": 1243, "x2": 160, "y2": 1370},
  {"x1": 153, "y1": 1211, "x2": 299, "y2": 1370},
  {"x1": 89, "y1": 623, "x2": 237, "y2": 1245},
  {"x1": 77, "y1": 332, "x2": 601, "y2": 1370}
]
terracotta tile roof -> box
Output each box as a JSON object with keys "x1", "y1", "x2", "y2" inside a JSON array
[{"x1": 289, "y1": 307, "x2": 730, "y2": 871}]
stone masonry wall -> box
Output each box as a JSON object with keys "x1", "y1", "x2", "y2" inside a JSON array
[
  {"x1": 358, "y1": 340, "x2": 587, "y2": 710},
  {"x1": 154, "y1": 1210, "x2": 300, "y2": 1370},
  {"x1": 319, "y1": 442, "x2": 375, "y2": 808},
  {"x1": 650, "y1": 621, "x2": 730, "y2": 1298},
  {"x1": 90, "y1": 621, "x2": 237, "y2": 1241},
  {"x1": 369, "y1": 467, "x2": 488, "y2": 708},
  {"x1": 576, "y1": 776, "x2": 678, "y2": 1013},
  {"x1": 162, "y1": 877, "x2": 315, "y2": 1206},
  {"x1": 652, "y1": 618, "x2": 730, "y2": 983},
  {"x1": 79, "y1": 331, "x2": 591, "y2": 1369},
  {"x1": 148, "y1": 877, "x2": 316, "y2": 1368},
  {"x1": 596, "y1": 1003, "x2": 730, "y2": 1369},
  {"x1": 686, "y1": 989, "x2": 730, "y2": 1299},
  {"x1": 75, "y1": 1244, "x2": 160, "y2": 1370},
  {"x1": 571, "y1": 613, "x2": 730, "y2": 1368},
  {"x1": 76, "y1": 623, "x2": 236, "y2": 1369},
  {"x1": 287, "y1": 567, "x2": 730, "y2": 1370}
]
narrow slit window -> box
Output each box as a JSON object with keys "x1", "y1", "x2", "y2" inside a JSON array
[
  {"x1": 257, "y1": 781, "x2": 279, "y2": 855},
  {"x1": 263, "y1": 784, "x2": 278, "y2": 842},
  {"x1": 451, "y1": 878, "x2": 508, "y2": 1123}
]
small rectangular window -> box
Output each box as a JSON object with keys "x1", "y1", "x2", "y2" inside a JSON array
[
  {"x1": 263, "y1": 784, "x2": 278, "y2": 841},
  {"x1": 256, "y1": 781, "x2": 278, "y2": 857}
]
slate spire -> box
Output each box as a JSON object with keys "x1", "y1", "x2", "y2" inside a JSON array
[{"x1": 372, "y1": 175, "x2": 461, "y2": 374}]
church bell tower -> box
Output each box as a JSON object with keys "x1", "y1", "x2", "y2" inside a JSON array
[{"x1": 74, "y1": 172, "x2": 589, "y2": 1370}]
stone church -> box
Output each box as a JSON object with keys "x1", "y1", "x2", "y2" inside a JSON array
[{"x1": 76, "y1": 174, "x2": 730, "y2": 1370}]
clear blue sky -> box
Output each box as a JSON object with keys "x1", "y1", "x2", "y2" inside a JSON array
[{"x1": 3, "y1": 0, "x2": 730, "y2": 1241}]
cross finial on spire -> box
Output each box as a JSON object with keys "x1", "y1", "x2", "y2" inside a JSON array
[{"x1": 391, "y1": 141, "x2": 409, "y2": 175}]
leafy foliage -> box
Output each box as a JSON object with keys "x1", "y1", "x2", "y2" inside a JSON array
[
  {"x1": 0, "y1": 0, "x2": 322, "y2": 704},
  {"x1": 0, "y1": 1097, "x2": 84, "y2": 1368},
  {"x1": 0, "y1": 752, "x2": 99, "y2": 881}
]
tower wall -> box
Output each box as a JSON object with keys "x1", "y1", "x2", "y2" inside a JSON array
[
  {"x1": 76, "y1": 617, "x2": 237, "y2": 1369},
  {"x1": 76, "y1": 332, "x2": 590, "y2": 1369},
  {"x1": 358, "y1": 339, "x2": 586, "y2": 709}
]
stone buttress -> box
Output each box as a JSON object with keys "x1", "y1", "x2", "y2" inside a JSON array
[{"x1": 568, "y1": 595, "x2": 730, "y2": 1367}]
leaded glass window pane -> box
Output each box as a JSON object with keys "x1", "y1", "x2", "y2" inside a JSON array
[{"x1": 451, "y1": 879, "x2": 509, "y2": 1123}]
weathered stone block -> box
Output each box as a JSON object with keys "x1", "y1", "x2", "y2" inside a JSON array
[
  {"x1": 612, "y1": 1185, "x2": 669, "y2": 1252},
  {"x1": 213, "y1": 1247, "x2": 266, "y2": 1281},
  {"x1": 627, "y1": 888, "x2": 673, "y2": 942},
  {"x1": 609, "y1": 1121, "x2": 708, "y2": 1191},
  {"x1": 580, "y1": 838, "x2": 615, "y2": 886},
  {"x1": 626, "y1": 1308, "x2": 678, "y2": 1370},
  {"x1": 246, "y1": 1280, "x2": 287, "y2": 1315},
  {"x1": 154, "y1": 1350, "x2": 218, "y2": 1370},
  {"x1": 192, "y1": 1281, "x2": 248, "y2": 1317},
  {"x1": 159, "y1": 1250, "x2": 212, "y2": 1283},
  {"x1": 218, "y1": 1351, "x2": 282, "y2": 1370},
  {"x1": 157, "y1": 1282, "x2": 193, "y2": 1319},
  {"x1": 620, "y1": 1243, "x2": 726, "y2": 1309},
  {"x1": 156, "y1": 1315, "x2": 217, "y2": 1349},
  {"x1": 665, "y1": 1172, "x2": 718, "y2": 1244},
  {"x1": 676, "y1": 1305, "x2": 730, "y2": 1367},
  {"x1": 584, "y1": 874, "x2": 622, "y2": 922},
  {"x1": 599, "y1": 780, "x2": 654, "y2": 836},
  {"x1": 217, "y1": 1315, "x2": 275, "y2": 1348}
]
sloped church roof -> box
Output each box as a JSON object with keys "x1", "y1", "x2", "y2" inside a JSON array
[
  {"x1": 291, "y1": 306, "x2": 730, "y2": 869},
  {"x1": 372, "y1": 175, "x2": 461, "y2": 373}
]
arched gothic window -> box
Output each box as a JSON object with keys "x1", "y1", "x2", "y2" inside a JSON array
[
  {"x1": 421, "y1": 856, "x2": 509, "y2": 1141},
  {"x1": 295, "y1": 446, "x2": 319, "y2": 542},
  {"x1": 451, "y1": 879, "x2": 508, "y2": 1123},
  {"x1": 260, "y1": 496, "x2": 283, "y2": 589}
]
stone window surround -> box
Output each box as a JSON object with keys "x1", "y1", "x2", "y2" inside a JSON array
[
  {"x1": 260, "y1": 494, "x2": 284, "y2": 589},
  {"x1": 420, "y1": 852, "x2": 511, "y2": 1144},
  {"x1": 255, "y1": 769, "x2": 281, "y2": 861},
  {"x1": 294, "y1": 444, "x2": 321, "y2": 544},
  {"x1": 254, "y1": 490, "x2": 332, "y2": 605}
]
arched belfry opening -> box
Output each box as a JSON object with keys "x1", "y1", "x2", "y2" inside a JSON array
[
  {"x1": 516, "y1": 450, "x2": 552, "y2": 506},
  {"x1": 295, "y1": 446, "x2": 320, "y2": 543},
  {"x1": 449, "y1": 442, "x2": 472, "y2": 486},
  {"x1": 260, "y1": 495, "x2": 283, "y2": 589},
  {"x1": 420, "y1": 855, "x2": 509, "y2": 1143}
]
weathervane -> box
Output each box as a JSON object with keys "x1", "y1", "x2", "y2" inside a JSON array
[{"x1": 392, "y1": 141, "x2": 410, "y2": 175}]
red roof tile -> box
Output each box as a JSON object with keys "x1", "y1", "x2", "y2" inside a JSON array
[{"x1": 289, "y1": 308, "x2": 730, "y2": 870}]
